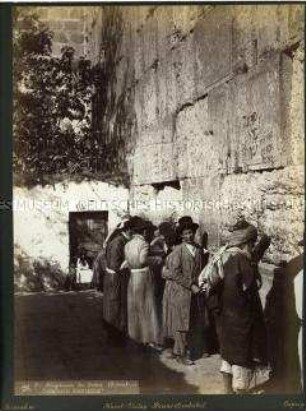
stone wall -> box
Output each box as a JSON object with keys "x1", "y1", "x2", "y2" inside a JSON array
[
  {"x1": 27, "y1": 6, "x2": 101, "y2": 58},
  {"x1": 14, "y1": 5, "x2": 304, "y2": 269},
  {"x1": 14, "y1": 181, "x2": 129, "y2": 290},
  {"x1": 94, "y1": 4, "x2": 304, "y2": 264}
]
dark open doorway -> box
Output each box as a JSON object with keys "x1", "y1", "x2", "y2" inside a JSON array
[{"x1": 69, "y1": 211, "x2": 108, "y2": 268}]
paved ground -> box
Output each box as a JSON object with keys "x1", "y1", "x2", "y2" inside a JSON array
[{"x1": 15, "y1": 290, "x2": 224, "y2": 394}]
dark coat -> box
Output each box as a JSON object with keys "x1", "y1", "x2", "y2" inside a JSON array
[
  {"x1": 92, "y1": 249, "x2": 106, "y2": 291},
  {"x1": 103, "y1": 233, "x2": 130, "y2": 332},
  {"x1": 219, "y1": 248, "x2": 267, "y2": 367},
  {"x1": 162, "y1": 243, "x2": 205, "y2": 336}
]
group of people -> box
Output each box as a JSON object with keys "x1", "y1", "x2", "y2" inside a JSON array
[{"x1": 91, "y1": 214, "x2": 275, "y2": 394}]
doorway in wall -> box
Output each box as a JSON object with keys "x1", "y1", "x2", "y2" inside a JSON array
[{"x1": 68, "y1": 211, "x2": 108, "y2": 268}]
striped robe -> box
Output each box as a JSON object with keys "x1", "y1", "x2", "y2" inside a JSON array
[{"x1": 125, "y1": 234, "x2": 160, "y2": 344}]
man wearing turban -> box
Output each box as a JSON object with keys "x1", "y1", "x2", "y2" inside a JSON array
[{"x1": 214, "y1": 222, "x2": 268, "y2": 393}]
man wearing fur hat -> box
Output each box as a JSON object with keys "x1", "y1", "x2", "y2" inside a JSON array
[{"x1": 162, "y1": 217, "x2": 206, "y2": 365}]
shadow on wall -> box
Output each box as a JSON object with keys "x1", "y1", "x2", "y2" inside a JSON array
[
  {"x1": 14, "y1": 245, "x2": 66, "y2": 292},
  {"x1": 263, "y1": 253, "x2": 303, "y2": 393}
]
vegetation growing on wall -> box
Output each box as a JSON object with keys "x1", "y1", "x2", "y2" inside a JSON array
[
  {"x1": 92, "y1": 6, "x2": 136, "y2": 186},
  {"x1": 13, "y1": 8, "x2": 134, "y2": 187}
]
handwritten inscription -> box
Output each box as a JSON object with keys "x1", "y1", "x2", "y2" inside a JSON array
[
  {"x1": 102, "y1": 401, "x2": 207, "y2": 410},
  {"x1": 283, "y1": 400, "x2": 306, "y2": 409},
  {"x1": 241, "y1": 111, "x2": 275, "y2": 169},
  {"x1": 15, "y1": 380, "x2": 139, "y2": 395}
]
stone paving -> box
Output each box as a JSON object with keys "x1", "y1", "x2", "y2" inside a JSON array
[{"x1": 15, "y1": 290, "x2": 224, "y2": 394}]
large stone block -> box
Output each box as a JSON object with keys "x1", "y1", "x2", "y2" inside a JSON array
[
  {"x1": 64, "y1": 20, "x2": 82, "y2": 31},
  {"x1": 156, "y1": 60, "x2": 168, "y2": 121},
  {"x1": 218, "y1": 166, "x2": 304, "y2": 263},
  {"x1": 141, "y1": 68, "x2": 159, "y2": 130},
  {"x1": 287, "y1": 45, "x2": 305, "y2": 167},
  {"x1": 155, "y1": 6, "x2": 206, "y2": 63},
  {"x1": 288, "y1": 5, "x2": 305, "y2": 46},
  {"x1": 155, "y1": 7, "x2": 172, "y2": 63},
  {"x1": 229, "y1": 54, "x2": 284, "y2": 172},
  {"x1": 69, "y1": 32, "x2": 85, "y2": 45},
  {"x1": 114, "y1": 57, "x2": 128, "y2": 105},
  {"x1": 47, "y1": 7, "x2": 70, "y2": 19},
  {"x1": 175, "y1": 97, "x2": 219, "y2": 179},
  {"x1": 53, "y1": 31, "x2": 68, "y2": 44},
  {"x1": 69, "y1": 8, "x2": 85, "y2": 19},
  {"x1": 208, "y1": 83, "x2": 231, "y2": 175},
  {"x1": 231, "y1": 5, "x2": 257, "y2": 71},
  {"x1": 133, "y1": 143, "x2": 175, "y2": 185},
  {"x1": 171, "y1": 5, "x2": 205, "y2": 37},
  {"x1": 135, "y1": 6, "x2": 153, "y2": 30},
  {"x1": 194, "y1": 7, "x2": 233, "y2": 95},
  {"x1": 134, "y1": 27, "x2": 144, "y2": 81},
  {"x1": 171, "y1": 33, "x2": 197, "y2": 106},
  {"x1": 134, "y1": 81, "x2": 144, "y2": 137},
  {"x1": 165, "y1": 50, "x2": 178, "y2": 116},
  {"x1": 123, "y1": 24, "x2": 135, "y2": 91},
  {"x1": 138, "y1": 116, "x2": 173, "y2": 147},
  {"x1": 255, "y1": 5, "x2": 288, "y2": 57},
  {"x1": 143, "y1": 13, "x2": 158, "y2": 72}
]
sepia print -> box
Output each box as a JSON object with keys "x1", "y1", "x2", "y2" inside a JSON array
[{"x1": 12, "y1": 3, "x2": 304, "y2": 401}]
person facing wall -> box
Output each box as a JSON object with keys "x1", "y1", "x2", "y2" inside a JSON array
[
  {"x1": 124, "y1": 216, "x2": 161, "y2": 349},
  {"x1": 103, "y1": 219, "x2": 132, "y2": 344}
]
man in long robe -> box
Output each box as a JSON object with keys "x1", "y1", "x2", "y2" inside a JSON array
[
  {"x1": 217, "y1": 224, "x2": 268, "y2": 393},
  {"x1": 148, "y1": 222, "x2": 177, "y2": 334},
  {"x1": 103, "y1": 220, "x2": 132, "y2": 344},
  {"x1": 124, "y1": 217, "x2": 160, "y2": 347},
  {"x1": 162, "y1": 217, "x2": 206, "y2": 365}
]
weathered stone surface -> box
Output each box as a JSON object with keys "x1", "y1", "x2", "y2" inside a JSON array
[
  {"x1": 165, "y1": 51, "x2": 178, "y2": 116},
  {"x1": 230, "y1": 54, "x2": 283, "y2": 172},
  {"x1": 130, "y1": 184, "x2": 183, "y2": 223},
  {"x1": 232, "y1": 5, "x2": 257, "y2": 71},
  {"x1": 208, "y1": 84, "x2": 231, "y2": 175},
  {"x1": 287, "y1": 45, "x2": 305, "y2": 166},
  {"x1": 171, "y1": 5, "x2": 206, "y2": 37},
  {"x1": 69, "y1": 32, "x2": 85, "y2": 45},
  {"x1": 218, "y1": 166, "x2": 304, "y2": 263},
  {"x1": 138, "y1": 118, "x2": 173, "y2": 148},
  {"x1": 141, "y1": 68, "x2": 159, "y2": 131},
  {"x1": 47, "y1": 7, "x2": 70, "y2": 19},
  {"x1": 171, "y1": 34, "x2": 197, "y2": 106},
  {"x1": 53, "y1": 31, "x2": 69, "y2": 44},
  {"x1": 143, "y1": 12, "x2": 158, "y2": 72},
  {"x1": 255, "y1": 5, "x2": 288, "y2": 57},
  {"x1": 156, "y1": 60, "x2": 168, "y2": 121},
  {"x1": 175, "y1": 97, "x2": 219, "y2": 179},
  {"x1": 134, "y1": 27, "x2": 144, "y2": 81},
  {"x1": 288, "y1": 5, "x2": 305, "y2": 46},
  {"x1": 133, "y1": 143, "x2": 175, "y2": 185},
  {"x1": 194, "y1": 7, "x2": 233, "y2": 95},
  {"x1": 14, "y1": 181, "x2": 129, "y2": 273},
  {"x1": 25, "y1": 4, "x2": 304, "y2": 267}
]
